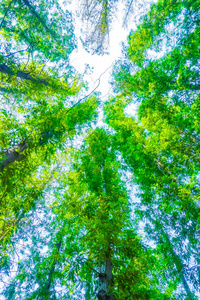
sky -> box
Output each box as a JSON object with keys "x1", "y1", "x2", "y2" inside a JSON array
[
  {"x1": 66, "y1": 0, "x2": 159, "y2": 250},
  {"x1": 67, "y1": 1, "x2": 149, "y2": 99},
  {"x1": 64, "y1": 0, "x2": 157, "y2": 123}
]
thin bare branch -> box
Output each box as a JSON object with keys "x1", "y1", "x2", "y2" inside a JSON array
[{"x1": 0, "y1": 0, "x2": 15, "y2": 30}]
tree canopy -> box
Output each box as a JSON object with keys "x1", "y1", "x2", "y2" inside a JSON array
[{"x1": 0, "y1": 0, "x2": 199, "y2": 299}]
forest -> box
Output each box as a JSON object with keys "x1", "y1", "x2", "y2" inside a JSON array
[{"x1": 0, "y1": 0, "x2": 199, "y2": 299}]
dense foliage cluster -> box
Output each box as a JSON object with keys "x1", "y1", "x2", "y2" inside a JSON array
[{"x1": 0, "y1": 0, "x2": 199, "y2": 299}]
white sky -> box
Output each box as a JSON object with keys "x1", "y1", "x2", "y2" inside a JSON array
[
  {"x1": 65, "y1": 0, "x2": 156, "y2": 122},
  {"x1": 67, "y1": 1, "x2": 137, "y2": 97}
]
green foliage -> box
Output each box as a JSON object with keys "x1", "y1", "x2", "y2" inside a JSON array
[
  {"x1": 103, "y1": 0, "x2": 200, "y2": 298},
  {"x1": 79, "y1": 0, "x2": 153, "y2": 54},
  {"x1": 0, "y1": 0, "x2": 98, "y2": 260},
  {"x1": 0, "y1": 0, "x2": 200, "y2": 299},
  {"x1": 0, "y1": 0, "x2": 75, "y2": 63}
]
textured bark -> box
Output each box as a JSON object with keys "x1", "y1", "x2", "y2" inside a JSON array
[
  {"x1": 0, "y1": 142, "x2": 28, "y2": 173},
  {"x1": 97, "y1": 259, "x2": 114, "y2": 300},
  {"x1": 0, "y1": 130, "x2": 57, "y2": 173},
  {"x1": 0, "y1": 63, "x2": 48, "y2": 86}
]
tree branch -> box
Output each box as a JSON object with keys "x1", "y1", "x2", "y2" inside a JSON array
[
  {"x1": 66, "y1": 64, "x2": 112, "y2": 113},
  {"x1": 0, "y1": 0, "x2": 15, "y2": 30},
  {"x1": 22, "y1": 0, "x2": 50, "y2": 32},
  {"x1": 0, "y1": 63, "x2": 48, "y2": 85}
]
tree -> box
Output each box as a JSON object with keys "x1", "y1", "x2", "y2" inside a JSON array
[
  {"x1": 77, "y1": 0, "x2": 152, "y2": 54},
  {"x1": 0, "y1": 0, "x2": 99, "y2": 257},
  {"x1": 1, "y1": 129, "x2": 173, "y2": 299},
  {"x1": 0, "y1": 0, "x2": 75, "y2": 64},
  {"x1": 0, "y1": 0, "x2": 200, "y2": 299},
  {"x1": 103, "y1": 0, "x2": 200, "y2": 297}
]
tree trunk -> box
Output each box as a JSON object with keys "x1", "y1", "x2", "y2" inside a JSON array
[
  {"x1": 160, "y1": 229, "x2": 195, "y2": 299},
  {"x1": 0, "y1": 130, "x2": 57, "y2": 173},
  {"x1": 0, "y1": 63, "x2": 48, "y2": 86},
  {"x1": 97, "y1": 258, "x2": 114, "y2": 300},
  {"x1": 0, "y1": 142, "x2": 28, "y2": 173}
]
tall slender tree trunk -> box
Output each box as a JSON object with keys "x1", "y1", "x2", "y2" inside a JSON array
[
  {"x1": 97, "y1": 258, "x2": 114, "y2": 300},
  {"x1": 97, "y1": 159, "x2": 114, "y2": 300},
  {"x1": 160, "y1": 227, "x2": 194, "y2": 299},
  {"x1": 0, "y1": 131, "x2": 56, "y2": 173}
]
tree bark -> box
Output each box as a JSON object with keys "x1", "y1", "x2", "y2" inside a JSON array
[
  {"x1": 97, "y1": 259, "x2": 114, "y2": 300},
  {"x1": 0, "y1": 63, "x2": 48, "y2": 86},
  {"x1": 0, "y1": 142, "x2": 28, "y2": 173},
  {"x1": 0, "y1": 130, "x2": 55, "y2": 173}
]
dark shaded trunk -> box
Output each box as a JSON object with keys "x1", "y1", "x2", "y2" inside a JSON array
[
  {"x1": 0, "y1": 130, "x2": 55, "y2": 173},
  {"x1": 0, "y1": 63, "x2": 48, "y2": 86},
  {"x1": 97, "y1": 259, "x2": 114, "y2": 300},
  {"x1": 0, "y1": 142, "x2": 28, "y2": 173}
]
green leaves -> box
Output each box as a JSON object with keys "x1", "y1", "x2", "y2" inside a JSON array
[
  {"x1": 0, "y1": 0, "x2": 99, "y2": 262},
  {"x1": 0, "y1": 0, "x2": 200, "y2": 299},
  {"x1": 103, "y1": 0, "x2": 200, "y2": 298}
]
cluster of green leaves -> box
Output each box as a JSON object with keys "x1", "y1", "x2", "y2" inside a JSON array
[{"x1": 0, "y1": 0, "x2": 75, "y2": 63}]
